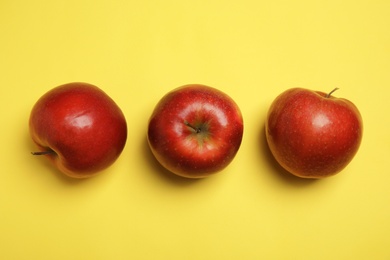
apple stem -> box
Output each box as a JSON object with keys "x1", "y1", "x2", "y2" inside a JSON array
[
  {"x1": 326, "y1": 88, "x2": 339, "y2": 98},
  {"x1": 31, "y1": 151, "x2": 55, "y2": 156},
  {"x1": 185, "y1": 122, "x2": 201, "y2": 133}
]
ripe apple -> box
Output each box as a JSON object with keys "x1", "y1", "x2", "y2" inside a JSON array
[
  {"x1": 265, "y1": 88, "x2": 363, "y2": 178},
  {"x1": 29, "y1": 82, "x2": 127, "y2": 178},
  {"x1": 147, "y1": 84, "x2": 244, "y2": 178}
]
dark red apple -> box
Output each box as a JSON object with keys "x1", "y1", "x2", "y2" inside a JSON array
[
  {"x1": 265, "y1": 88, "x2": 363, "y2": 178},
  {"x1": 147, "y1": 84, "x2": 244, "y2": 178},
  {"x1": 29, "y1": 82, "x2": 127, "y2": 178}
]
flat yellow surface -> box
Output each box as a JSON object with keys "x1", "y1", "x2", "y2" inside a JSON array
[{"x1": 1, "y1": 0, "x2": 389, "y2": 259}]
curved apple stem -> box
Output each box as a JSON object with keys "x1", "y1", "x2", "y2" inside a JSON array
[
  {"x1": 31, "y1": 151, "x2": 55, "y2": 156},
  {"x1": 326, "y1": 88, "x2": 339, "y2": 98},
  {"x1": 185, "y1": 122, "x2": 201, "y2": 133}
]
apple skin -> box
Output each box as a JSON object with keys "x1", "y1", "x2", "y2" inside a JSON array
[
  {"x1": 29, "y1": 82, "x2": 127, "y2": 178},
  {"x1": 265, "y1": 88, "x2": 363, "y2": 179},
  {"x1": 147, "y1": 84, "x2": 244, "y2": 178}
]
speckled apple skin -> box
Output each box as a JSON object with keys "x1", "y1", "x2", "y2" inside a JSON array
[
  {"x1": 29, "y1": 82, "x2": 127, "y2": 178},
  {"x1": 148, "y1": 84, "x2": 244, "y2": 178},
  {"x1": 266, "y1": 88, "x2": 363, "y2": 178}
]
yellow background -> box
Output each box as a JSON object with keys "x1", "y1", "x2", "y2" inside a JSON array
[{"x1": 1, "y1": 0, "x2": 389, "y2": 259}]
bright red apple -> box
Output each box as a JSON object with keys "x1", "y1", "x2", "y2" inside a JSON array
[
  {"x1": 29, "y1": 82, "x2": 127, "y2": 178},
  {"x1": 147, "y1": 84, "x2": 244, "y2": 178},
  {"x1": 265, "y1": 88, "x2": 363, "y2": 178}
]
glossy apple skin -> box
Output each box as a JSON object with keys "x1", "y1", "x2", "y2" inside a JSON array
[
  {"x1": 147, "y1": 84, "x2": 244, "y2": 178},
  {"x1": 266, "y1": 88, "x2": 363, "y2": 178},
  {"x1": 29, "y1": 82, "x2": 127, "y2": 178}
]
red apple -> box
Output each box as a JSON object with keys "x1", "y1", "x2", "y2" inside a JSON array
[
  {"x1": 29, "y1": 82, "x2": 127, "y2": 178},
  {"x1": 265, "y1": 88, "x2": 363, "y2": 178},
  {"x1": 147, "y1": 84, "x2": 244, "y2": 178}
]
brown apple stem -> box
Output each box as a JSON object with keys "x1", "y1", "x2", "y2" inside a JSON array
[
  {"x1": 184, "y1": 122, "x2": 201, "y2": 133},
  {"x1": 326, "y1": 88, "x2": 339, "y2": 98},
  {"x1": 31, "y1": 151, "x2": 55, "y2": 156}
]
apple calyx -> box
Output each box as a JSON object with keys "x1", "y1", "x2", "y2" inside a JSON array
[{"x1": 326, "y1": 88, "x2": 339, "y2": 98}]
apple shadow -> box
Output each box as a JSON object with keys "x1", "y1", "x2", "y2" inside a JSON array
[
  {"x1": 259, "y1": 125, "x2": 318, "y2": 187},
  {"x1": 141, "y1": 137, "x2": 205, "y2": 186}
]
